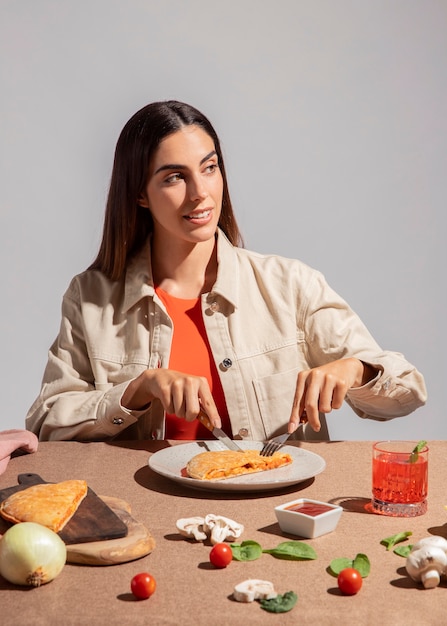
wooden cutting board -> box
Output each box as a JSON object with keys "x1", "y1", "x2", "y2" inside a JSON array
[
  {"x1": 66, "y1": 495, "x2": 156, "y2": 565},
  {"x1": 0, "y1": 473, "x2": 128, "y2": 545}
]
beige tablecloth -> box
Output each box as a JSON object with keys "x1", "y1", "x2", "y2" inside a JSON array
[{"x1": 0, "y1": 440, "x2": 445, "y2": 625}]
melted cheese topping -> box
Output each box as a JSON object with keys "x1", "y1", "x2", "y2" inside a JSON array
[{"x1": 186, "y1": 449, "x2": 293, "y2": 480}]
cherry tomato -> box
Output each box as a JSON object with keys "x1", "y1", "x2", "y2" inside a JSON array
[
  {"x1": 131, "y1": 572, "x2": 157, "y2": 600},
  {"x1": 337, "y1": 568, "x2": 363, "y2": 595},
  {"x1": 209, "y1": 543, "x2": 233, "y2": 568}
]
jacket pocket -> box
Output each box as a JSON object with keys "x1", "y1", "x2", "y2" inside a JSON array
[
  {"x1": 252, "y1": 368, "x2": 330, "y2": 440},
  {"x1": 252, "y1": 367, "x2": 300, "y2": 435},
  {"x1": 91, "y1": 358, "x2": 149, "y2": 390}
]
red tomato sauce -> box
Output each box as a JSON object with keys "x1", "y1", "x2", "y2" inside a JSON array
[{"x1": 285, "y1": 502, "x2": 334, "y2": 516}]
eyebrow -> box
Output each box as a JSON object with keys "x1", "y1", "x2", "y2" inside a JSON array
[{"x1": 154, "y1": 150, "x2": 217, "y2": 175}]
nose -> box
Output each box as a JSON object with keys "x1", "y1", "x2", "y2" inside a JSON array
[{"x1": 188, "y1": 175, "x2": 208, "y2": 202}]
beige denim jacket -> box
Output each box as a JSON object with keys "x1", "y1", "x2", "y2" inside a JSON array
[{"x1": 26, "y1": 230, "x2": 427, "y2": 441}]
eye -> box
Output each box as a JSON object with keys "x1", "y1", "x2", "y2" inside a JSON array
[
  {"x1": 204, "y1": 163, "x2": 219, "y2": 175},
  {"x1": 164, "y1": 172, "x2": 183, "y2": 184}
]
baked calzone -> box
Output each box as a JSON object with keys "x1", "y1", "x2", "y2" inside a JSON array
[
  {"x1": 186, "y1": 449, "x2": 293, "y2": 481},
  {"x1": 0, "y1": 479, "x2": 88, "y2": 533}
]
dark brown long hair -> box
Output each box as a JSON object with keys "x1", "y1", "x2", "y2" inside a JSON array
[{"x1": 89, "y1": 101, "x2": 243, "y2": 280}]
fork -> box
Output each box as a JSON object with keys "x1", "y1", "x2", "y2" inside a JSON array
[{"x1": 259, "y1": 422, "x2": 305, "y2": 457}]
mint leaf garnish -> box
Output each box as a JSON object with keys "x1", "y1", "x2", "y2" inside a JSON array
[{"x1": 409, "y1": 440, "x2": 427, "y2": 463}]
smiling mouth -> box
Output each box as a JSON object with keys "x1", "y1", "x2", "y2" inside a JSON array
[{"x1": 184, "y1": 209, "x2": 212, "y2": 220}]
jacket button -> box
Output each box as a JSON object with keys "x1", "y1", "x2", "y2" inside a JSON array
[
  {"x1": 238, "y1": 428, "x2": 249, "y2": 437},
  {"x1": 222, "y1": 358, "x2": 232, "y2": 369},
  {"x1": 112, "y1": 417, "x2": 124, "y2": 425},
  {"x1": 209, "y1": 301, "x2": 219, "y2": 313}
]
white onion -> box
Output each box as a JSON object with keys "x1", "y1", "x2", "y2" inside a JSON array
[{"x1": 0, "y1": 522, "x2": 66, "y2": 587}]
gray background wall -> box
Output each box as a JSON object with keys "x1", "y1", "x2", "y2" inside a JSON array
[{"x1": 1, "y1": 0, "x2": 445, "y2": 440}]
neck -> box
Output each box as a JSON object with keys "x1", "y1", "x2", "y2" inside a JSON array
[{"x1": 151, "y1": 234, "x2": 218, "y2": 298}]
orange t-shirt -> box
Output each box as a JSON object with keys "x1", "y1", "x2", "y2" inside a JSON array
[{"x1": 155, "y1": 286, "x2": 232, "y2": 440}]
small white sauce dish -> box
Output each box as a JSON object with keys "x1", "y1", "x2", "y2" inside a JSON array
[{"x1": 274, "y1": 498, "x2": 343, "y2": 539}]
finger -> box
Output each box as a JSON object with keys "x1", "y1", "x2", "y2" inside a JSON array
[
  {"x1": 198, "y1": 380, "x2": 221, "y2": 428},
  {"x1": 289, "y1": 371, "x2": 309, "y2": 433},
  {"x1": 330, "y1": 380, "x2": 347, "y2": 410},
  {"x1": 301, "y1": 374, "x2": 322, "y2": 432},
  {"x1": 171, "y1": 378, "x2": 188, "y2": 417},
  {"x1": 303, "y1": 405, "x2": 321, "y2": 431},
  {"x1": 198, "y1": 399, "x2": 221, "y2": 429},
  {"x1": 318, "y1": 375, "x2": 337, "y2": 414},
  {"x1": 148, "y1": 369, "x2": 183, "y2": 413},
  {"x1": 182, "y1": 377, "x2": 202, "y2": 421},
  {"x1": 319, "y1": 368, "x2": 350, "y2": 412}
]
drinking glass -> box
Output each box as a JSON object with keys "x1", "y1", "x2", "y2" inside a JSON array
[{"x1": 371, "y1": 441, "x2": 428, "y2": 517}]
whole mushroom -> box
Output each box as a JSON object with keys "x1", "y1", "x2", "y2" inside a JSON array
[
  {"x1": 411, "y1": 536, "x2": 447, "y2": 553},
  {"x1": 406, "y1": 536, "x2": 447, "y2": 589}
]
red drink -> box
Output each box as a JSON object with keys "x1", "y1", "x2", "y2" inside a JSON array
[{"x1": 372, "y1": 441, "x2": 428, "y2": 517}]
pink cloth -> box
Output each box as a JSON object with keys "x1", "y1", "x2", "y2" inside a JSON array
[{"x1": 0, "y1": 429, "x2": 39, "y2": 475}]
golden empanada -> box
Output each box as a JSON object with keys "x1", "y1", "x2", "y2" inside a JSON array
[
  {"x1": 186, "y1": 449, "x2": 292, "y2": 481},
  {"x1": 0, "y1": 479, "x2": 88, "y2": 533}
]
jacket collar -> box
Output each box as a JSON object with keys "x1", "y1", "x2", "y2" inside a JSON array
[
  {"x1": 122, "y1": 243, "x2": 155, "y2": 312},
  {"x1": 122, "y1": 229, "x2": 240, "y2": 313},
  {"x1": 211, "y1": 229, "x2": 239, "y2": 309}
]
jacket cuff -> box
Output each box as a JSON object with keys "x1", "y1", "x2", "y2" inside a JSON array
[{"x1": 96, "y1": 381, "x2": 147, "y2": 436}]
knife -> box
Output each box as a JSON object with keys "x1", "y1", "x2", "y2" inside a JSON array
[{"x1": 197, "y1": 409, "x2": 243, "y2": 452}]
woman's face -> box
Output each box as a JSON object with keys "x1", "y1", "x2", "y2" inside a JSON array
[{"x1": 140, "y1": 125, "x2": 223, "y2": 246}]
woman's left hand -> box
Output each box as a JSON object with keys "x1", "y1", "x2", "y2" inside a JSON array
[{"x1": 288, "y1": 358, "x2": 377, "y2": 433}]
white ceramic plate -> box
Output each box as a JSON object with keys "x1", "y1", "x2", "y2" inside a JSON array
[{"x1": 148, "y1": 440, "x2": 326, "y2": 492}]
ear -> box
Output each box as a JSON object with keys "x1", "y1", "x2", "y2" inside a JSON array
[{"x1": 138, "y1": 194, "x2": 150, "y2": 209}]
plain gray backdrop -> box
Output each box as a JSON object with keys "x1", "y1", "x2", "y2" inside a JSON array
[{"x1": 1, "y1": 0, "x2": 445, "y2": 439}]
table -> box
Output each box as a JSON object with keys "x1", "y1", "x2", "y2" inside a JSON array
[{"x1": 1, "y1": 440, "x2": 445, "y2": 625}]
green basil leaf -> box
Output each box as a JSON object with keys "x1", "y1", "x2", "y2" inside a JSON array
[
  {"x1": 380, "y1": 531, "x2": 412, "y2": 551},
  {"x1": 409, "y1": 440, "x2": 427, "y2": 463},
  {"x1": 353, "y1": 553, "x2": 371, "y2": 577},
  {"x1": 263, "y1": 541, "x2": 317, "y2": 561},
  {"x1": 329, "y1": 557, "x2": 353, "y2": 576},
  {"x1": 230, "y1": 540, "x2": 263, "y2": 561},
  {"x1": 393, "y1": 544, "x2": 413, "y2": 558},
  {"x1": 260, "y1": 591, "x2": 298, "y2": 613}
]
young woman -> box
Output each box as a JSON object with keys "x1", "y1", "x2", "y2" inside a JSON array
[{"x1": 26, "y1": 101, "x2": 427, "y2": 441}]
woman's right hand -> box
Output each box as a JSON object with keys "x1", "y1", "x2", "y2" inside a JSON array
[{"x1": 121, "y1": 368, "x2": 222, "y2": 428}]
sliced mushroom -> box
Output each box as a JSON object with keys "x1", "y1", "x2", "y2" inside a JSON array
[
  {"x1": 176, "y1": 517, "x2": 207, "y2": 542},
  {"x1": 233, "y1": 579, "x2": 277, "y2": 603},
  {"x1": 203, "y1": 514, "x2": 244, "y2": 545}
]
